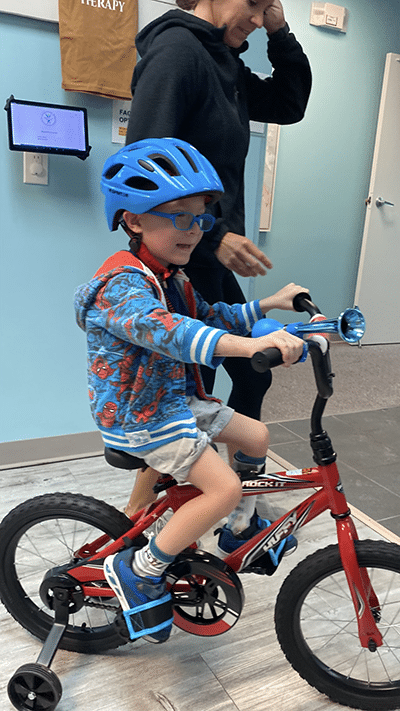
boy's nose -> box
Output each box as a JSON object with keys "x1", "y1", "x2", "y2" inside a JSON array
[{"x1": 187, "y1": 220, "x2": 202, "y2": 235}]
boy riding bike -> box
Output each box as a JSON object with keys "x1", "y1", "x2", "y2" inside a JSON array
[{"x1": 74, "y1": 138, "x2": 306, "y2": 643}]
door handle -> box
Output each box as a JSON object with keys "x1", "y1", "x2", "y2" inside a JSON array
[{"x1": 375, "y1": 196, "x2": 395, "y2": 207}]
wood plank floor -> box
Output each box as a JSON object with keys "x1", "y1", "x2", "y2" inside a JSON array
[{"x1": 0, "y1": 451, "x2": 398, "y2": 711}]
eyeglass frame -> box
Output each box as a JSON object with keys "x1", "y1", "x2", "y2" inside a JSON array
[{"x1": 146, "y1": 210, "x2": 216, "y2": 232}]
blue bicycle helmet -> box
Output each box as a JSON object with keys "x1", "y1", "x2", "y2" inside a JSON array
[{"x1": 101, "y1": 138, "x2": 224, "y2": 231}]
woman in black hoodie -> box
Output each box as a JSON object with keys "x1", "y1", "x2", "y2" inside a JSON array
[{"x1": 123, "y1": 0, "x2": 311, "y2": 517}]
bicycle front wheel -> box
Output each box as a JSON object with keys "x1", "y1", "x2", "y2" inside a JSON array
[
  {"x1": 275, "y1": 540, "x2": 400, "y2": 710},
  {"x1": 0, "y1": 492, "x2": 134, "y2": 654}
]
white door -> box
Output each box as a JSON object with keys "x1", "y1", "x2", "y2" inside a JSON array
[{"x1": 354, "y1": 53, "x2": 400, "y2": 344}]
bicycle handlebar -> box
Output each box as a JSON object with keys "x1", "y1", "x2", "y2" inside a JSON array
[
  {"x1": 292, "y1": 292, "x2": 321, "y2": 317},
  {"x1": 251, "y1": 292, "x2": 321, "y2": 373},
  {"x1": 251, "y1": 347, "x2": 285, "y2": 372},
  {"x1": 251, "y1": 294, "x2": 365, "y2": 405}
]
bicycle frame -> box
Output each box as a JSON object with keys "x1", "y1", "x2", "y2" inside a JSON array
[
  {"x1": 68, "y1": 308, "x2": 383, "y2": 653},
  {"x1": 68, "y1": 455, "x2": 382, "y2": 650}
]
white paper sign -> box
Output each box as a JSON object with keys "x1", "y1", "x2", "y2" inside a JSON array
[{"x1": 112, "y1": 100, "x2": 131, "y2": 144}]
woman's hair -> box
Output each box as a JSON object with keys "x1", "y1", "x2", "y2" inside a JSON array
[{"x1": 176, "y1": 0, "x2": 197, "y2": 10}]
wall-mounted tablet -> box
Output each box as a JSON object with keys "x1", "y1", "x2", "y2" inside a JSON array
[{"x1": 5, "y1": 96, "x2": 91, "y2": 160}]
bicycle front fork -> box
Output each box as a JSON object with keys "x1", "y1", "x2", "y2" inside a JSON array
[
  {"x1": 314, "y1": 436, "x2": 384, "y2": 652},
  {"x1": 336, "y1": 515, "x2": 383, "y2": 651}
]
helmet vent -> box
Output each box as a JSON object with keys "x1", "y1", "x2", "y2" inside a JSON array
[
  {"x1": 149, "y1": 154, "x2": 180, "y2": 176},
  {"x1": 177, "y1": 147, "x2": 199, "y2": 173},
  {"x1": 104, "y1": 163, "x2": 124, "y2": 180},
  {"x1": 124, "y1": 176, "x2": 159, "y2": 191},
  {"x1": 138, "y1": 159, "x2": 155, "y2": 172}
]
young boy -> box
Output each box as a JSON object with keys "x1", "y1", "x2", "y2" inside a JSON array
[{"x1": 74, "y1": 138, "x2": 306, "y2": 643}]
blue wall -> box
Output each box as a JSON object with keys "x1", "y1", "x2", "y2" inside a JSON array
[
  {"x1": 252, "y1": 0, "x2": 400, "y2": 320},
  {"x1": 1, "y1": 1, "x2": 399, "y2": 444},
  {"x1": 1, "y1": 13, "x2": 118, "y2": 441}
]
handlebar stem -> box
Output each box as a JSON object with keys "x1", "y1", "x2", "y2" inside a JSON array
[
  {"x1": 307, "y1": 341, "x2": 337, "y2": 464},
  {"x1": 308, "y1": 340, "x2": 334, "y2": 400},
  {"x1": 310, "y1": 399, "x2": 337, "y2": 465}
]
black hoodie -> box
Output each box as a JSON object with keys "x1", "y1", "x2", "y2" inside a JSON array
[{"x1": 125, "y1": 10, "x2": 311, "y2": 270}]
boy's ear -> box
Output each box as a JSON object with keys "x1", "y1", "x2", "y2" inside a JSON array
[{"x1": 123, "y1": 211, "x2": 142, "y2": 233}]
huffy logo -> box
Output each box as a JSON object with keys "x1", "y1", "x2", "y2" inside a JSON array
[{"x1": 80, "y1": 0, "x2": 126, "y2": 11}]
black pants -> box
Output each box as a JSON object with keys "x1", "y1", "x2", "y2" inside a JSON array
[{"x1": 185, "y1": 263, "x2": 272, "y2": 421}]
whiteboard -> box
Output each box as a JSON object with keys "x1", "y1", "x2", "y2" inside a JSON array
[{"x1": 0, "y1": 0, "x2": 58, "y2": 22}]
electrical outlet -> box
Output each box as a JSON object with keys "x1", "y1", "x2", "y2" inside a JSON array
[{"x1": 23, "y1": 153, "x2": 48, "y2": 185}]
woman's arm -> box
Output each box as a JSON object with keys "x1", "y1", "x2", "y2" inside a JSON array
[{"x1": 244, "y1": 9, "x2": 312, "y2": 125}]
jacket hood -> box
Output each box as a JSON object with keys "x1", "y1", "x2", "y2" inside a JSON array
[
  {"x1": 74, "y1": 247, "x2": 185, "y2": 332},
  {"x1": 135, "y1": 9, "x2": 248, "y2": 58},
  {"x1": 75, "y1": 274, "x2": 106, "y2": 333},
  {"x1": 74, "y1": 251, "x2": 151, "y2": 332}
]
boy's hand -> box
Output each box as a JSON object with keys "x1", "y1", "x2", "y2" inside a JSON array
[
  {"x1": 214, "y1": 328, "x2": 304, "y2": 366},
  {"x1": 215, "y1": 232, "x2": 273, "y2": 277},
  {"x1": 260, "y1": 283, "x2": 309, "y2": 313},
  {"x1": 253, "y1": 329, "x2": 304, "y2": 367},
  {"x1": 263, "y1": 0, "x2": 286, "y2": 35}
]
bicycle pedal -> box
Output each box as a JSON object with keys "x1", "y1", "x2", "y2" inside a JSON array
[{"x1": 113, "y1": 611, "x2": 131, "y2": 640}]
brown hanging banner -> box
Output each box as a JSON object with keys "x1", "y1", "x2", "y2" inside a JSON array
[{"x1": 58, "y1": 0, "x2": 138, "y2": 101}]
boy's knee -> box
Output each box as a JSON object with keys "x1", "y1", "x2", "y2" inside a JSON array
[{"x1": 227, "y1": 475, "x2": 243, "y2": 509}]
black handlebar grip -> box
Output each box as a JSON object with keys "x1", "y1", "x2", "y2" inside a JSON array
[
  {"x1": 293, "y1": 292, "x2": 321, "y2": 316},
  {"x1": 251, "y1": 348, "x2": 283, "y2": 372}
]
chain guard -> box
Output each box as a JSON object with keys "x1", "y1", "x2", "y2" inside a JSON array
[{"x1": 166, "y1": 549, "x2": 244, "y2": 636}]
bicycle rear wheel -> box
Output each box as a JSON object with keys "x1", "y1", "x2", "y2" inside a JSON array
[
  {"x1": 275, "y1": 540, "x2": 400, "y2": 710},
  {"x1": 0, "y1": 493, "x2": 134, "y2": 653}
]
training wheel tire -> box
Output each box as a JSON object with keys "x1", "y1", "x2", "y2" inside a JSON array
[{"x1": 8, "y1": 663, "x2": 62, "y2": 711}]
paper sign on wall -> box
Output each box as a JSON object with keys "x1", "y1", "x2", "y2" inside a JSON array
[{"x1": 112, "y1": 100, "x2": 131, "y2": 144}]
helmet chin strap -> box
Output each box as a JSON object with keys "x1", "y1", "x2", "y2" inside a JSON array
[{"x1": 119, "y1": 217, "x2": 142, "y2": 253}]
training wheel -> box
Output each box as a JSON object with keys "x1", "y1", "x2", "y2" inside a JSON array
[{"x1": 8, "y1": 663, "x2": 62, "y2": 711}]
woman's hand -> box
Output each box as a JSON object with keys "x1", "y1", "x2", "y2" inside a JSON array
[
  {"x1": 259, "y1": 283, "x2": 309, "y2": 313},
  {"x1": 263, "y1": 0, "x2": 286, "y2": 35},
  {"x1": 215, "y1": 232, "x2": 273, "y2": 277}
]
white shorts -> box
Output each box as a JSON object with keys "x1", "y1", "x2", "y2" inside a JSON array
[{"x1": 135, "y1": 396, "x2": 234, "y2": 484}]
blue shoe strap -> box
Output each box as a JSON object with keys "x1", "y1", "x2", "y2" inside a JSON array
[
  {"x1": 268, "y1": 540, "x2": 286, "y2": 567},
  {"x1": 123, "y1": 592, "x2": 173, "y2": 640},
  {"x1": 124, "y1": 613, "x2": 174, "y2": 641}
]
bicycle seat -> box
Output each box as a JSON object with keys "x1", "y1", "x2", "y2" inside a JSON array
[{"x1": 104, "y1": 447, "x2": 147, "y2": 471}]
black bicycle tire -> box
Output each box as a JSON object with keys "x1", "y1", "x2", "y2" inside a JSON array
[
  {"x1": 275, "y1": 540, "x2": 400, "y2": 710},
  {"x1": 0, "y1": 492, "x2": 134, "y2": 653}
]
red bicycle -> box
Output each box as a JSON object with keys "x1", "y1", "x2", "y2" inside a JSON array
[{"x1": 1, "y1": 295, "x2": 400, "y2": 711}]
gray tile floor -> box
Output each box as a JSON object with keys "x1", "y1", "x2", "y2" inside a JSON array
[
  {"x1": 1, "y1": 338, "x2": 399, "y2": 711},
  {"x1": 0, "y1": 453, "x2": 396, "y2": 711},
  {"x1": 269, "y1": 405, "x2": 400, "y2": 536}
]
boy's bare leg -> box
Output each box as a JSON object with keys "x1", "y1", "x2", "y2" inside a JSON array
[
  {"x1": 154, "y1": 445, "x2": 243, "y2": 555},
  {"x1": 124, "y1": 467, "x2": 159, "y2": 517},
  {"x1": 124, "y1": 412, "x2": 268, "y2": 513},
  {"x1": 218, "y1": 415, "x2": 269, "y2": 465},
  {"x1": 155, "y1": 413, "x2": 268, "y2": 555},
  {"x1": 227, "y1": 442, "x2": 236, "y2": 466}
]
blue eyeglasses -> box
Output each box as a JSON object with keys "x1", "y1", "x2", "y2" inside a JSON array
[{"x1": 147, "y1": 210, "x2": 215, "y2": 232}]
